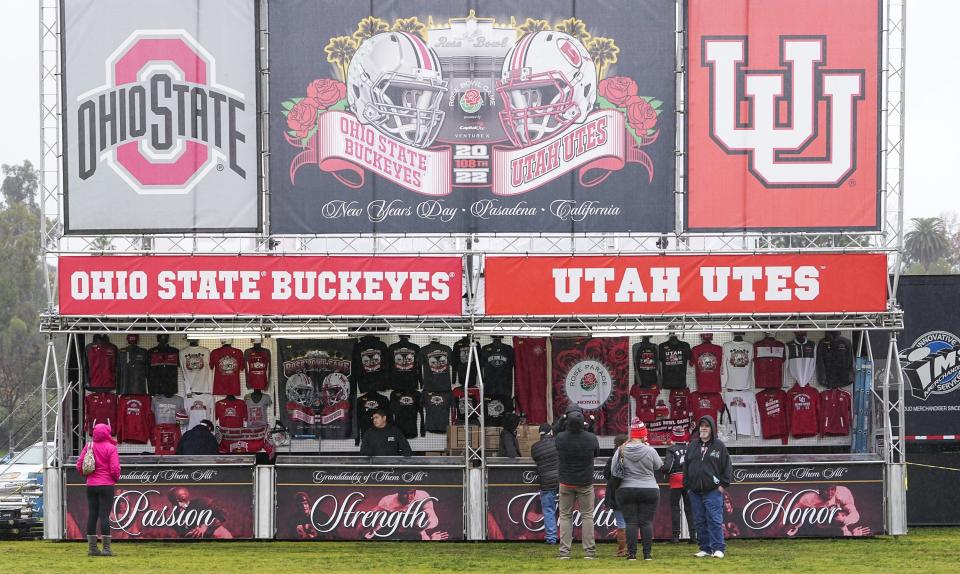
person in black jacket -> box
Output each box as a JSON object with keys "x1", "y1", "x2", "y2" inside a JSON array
[
  {"x1": 531, "y1": 424, "x2": 559, "y2": 544},
  {"x1": 175, "y1": 420, "x2": 219, "y2": 455},
  {"x1": 603, "y1": 434, "x2": 628, "y2": 556},
  {"x1": 498, "y1": 413, "x2": 520, "y2": 458},
  {"x1": 683, "y1": 415, "x2": 733, "y2": 559},
  {"x1": 552, "y1": 403, "x2": 597, "y2": 435},
  {"x1": 360, "y1": 410, "x2": 412, "y2": 457},
  {"x1": 555, "y1": 411, "x2": 599, "y2": 559}
]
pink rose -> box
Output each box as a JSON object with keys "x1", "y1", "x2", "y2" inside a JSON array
[
  {"x1": 624, "y1": 96, "x2": 658, "y2": 133},
  {"x1": 598, "y1": 76, "x2": 638, "y2": 107},
  {"x1": 287, "y1": 98, "x2": 319, "y2": 138},
  {"x1": 307, "y1": 79, "x2": 346, "y2": 108}
]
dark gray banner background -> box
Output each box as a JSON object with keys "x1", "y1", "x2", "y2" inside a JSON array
[
  {"x1": 63, "y1": 0, "x2": 259, "y2": 233},
  {"x1": 268, "y1": 0, "x2": 675, "y2": 234}
]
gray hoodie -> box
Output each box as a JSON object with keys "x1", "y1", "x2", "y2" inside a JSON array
[{"x1": 612, "y1": 441, "x2": 663, "y2": 489}]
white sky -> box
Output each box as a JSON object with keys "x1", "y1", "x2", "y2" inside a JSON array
[{"x1": 0, "y1": 1, "x2": 955, "y2": 223}]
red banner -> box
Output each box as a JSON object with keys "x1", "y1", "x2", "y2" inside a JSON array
[
  {"x1": 59, "y1": 256, "x2": 462, "y2": 316},
  {"x1": 686, "y1": 0, "x2": 880, "y2": 230},
  {"x1": 484, "y1": 254, "x2": 887, "y2": 316}
]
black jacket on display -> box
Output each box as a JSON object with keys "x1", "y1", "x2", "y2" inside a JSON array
[
  {"x1": 555, "y1": 412, "x2": 599, "y2": 487},
  {"x1": 360, "y1": 424, "x2": 412, "y2": 457},
  {"x1": 531, "y1": 436, "x2": 560, "y2": 491},
  {"x1": 175, "y1": 426, "x2": 220, "y2": 455},
  {"x1": 683, "y1": 415, "x2": 733, "y2": 494},
  {"x1": 817, "y1": 333, "x2": 855, "y2": 388}
]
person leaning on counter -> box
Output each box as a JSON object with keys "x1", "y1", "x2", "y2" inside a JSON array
[{"x1": 360, "y1": 409, "x2": 412, "y2": 457}]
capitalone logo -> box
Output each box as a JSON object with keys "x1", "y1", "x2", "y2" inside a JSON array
[
  {"x1": 900, "y1": 331, "x2": 960, "y2": 400},
  {"x1": 75, "y1": 30, "x2": 248, "y2": 194}
]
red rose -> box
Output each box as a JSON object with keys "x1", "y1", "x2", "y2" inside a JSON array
[
  {"x1": 598, "y1": 76, "x2": 638, "y2": 107},
  {"x1": 624, "y1": 96, "x2": 658, "y2": 134},
  {"x1": 307, "y1": 79, "x2": 346, "y2": 108},
  {"x1": 287, "y1": 98, "x2": 319, "y2": 138}
]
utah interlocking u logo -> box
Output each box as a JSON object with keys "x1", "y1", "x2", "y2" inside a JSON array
[{"x1": 702, "y1": 36, "x2": 864, "y2": 187}]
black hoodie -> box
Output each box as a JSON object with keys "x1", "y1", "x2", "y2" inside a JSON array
[
  {"x1": 555, "y1": 411, "x2": 599, "y2": 486},
  {"x1": 683, "y1": 415, "x2": 733, "y2": 494}
]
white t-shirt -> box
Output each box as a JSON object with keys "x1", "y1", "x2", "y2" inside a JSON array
[
  {"x1": 244, "y1": 393, "x2": 273, "y2": 428},
  {"x1": 722, "y1": 340, "x2": 754, "y2": 390},
  {"x1": 725, "y1": 390, "x2": 762, "y2": 437},
  {"x1": 185, "y1": 393, "x2": 215, "y2": 430},
  {"x1": 180, "y1": 345, "x2": 212, "y2": 395}
]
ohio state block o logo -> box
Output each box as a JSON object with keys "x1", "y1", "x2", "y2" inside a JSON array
[{"x1": 76, "y1": 30, "x2": 247, "y2": 195}]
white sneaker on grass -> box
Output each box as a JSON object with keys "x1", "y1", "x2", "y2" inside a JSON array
[
  {"x1": 713, "y1": 550, "x2": 725, "y2": 559},
  {"x1": 695, "y1": 550, "x2": 710, "y2": 558}
]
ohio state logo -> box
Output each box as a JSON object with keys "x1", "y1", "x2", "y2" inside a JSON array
[
  {"x1": 702, "y1": 36, "x2": 864, "y2": 186},
  {"x1": 75, "y1": 30, "x2": 248, "y2": 194}
]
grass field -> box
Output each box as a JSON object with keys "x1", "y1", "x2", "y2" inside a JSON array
[{"x1": 0, "y1": 528, "x2": 958, "y2": 573}]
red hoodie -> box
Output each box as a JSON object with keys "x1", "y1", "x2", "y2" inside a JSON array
[{"x1": 76, "y1": 423, "x2": 121, "y2": 486}]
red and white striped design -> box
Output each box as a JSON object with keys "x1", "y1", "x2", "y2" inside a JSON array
[{"x1": 905, "y1": 435, "x2": 959, "y2": 441}]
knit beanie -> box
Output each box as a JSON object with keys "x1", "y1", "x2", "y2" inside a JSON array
[{"x1": 629, "y1": 417, "x2": 648, "y2": 440}]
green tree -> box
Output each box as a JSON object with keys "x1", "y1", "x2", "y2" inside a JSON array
[
  {"x1": 1, "y1": 161, "x2": 38, "y2": 206},
  {"x1": 904, "y1": 217, "x2": 951, "y2": 273}
]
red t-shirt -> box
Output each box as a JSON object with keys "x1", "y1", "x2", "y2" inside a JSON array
[
  {"x1": 820, "y1": 388, "x2": 852, "y2": 436},
  {"x1": 215, "y1": 397, "x2": 248, "y2": 429},
  {"x1": 153, "y1": 423, "x2": 181, "y2": 455},
  {"x1": 669, "y1": 389, "x2": 691, "y2": 419},
  {"x1": 211, "y1": 346, "x2": 244, "y2": 395},
  {"x1": 690, "y1": 391, "x2": 724, "y2": 424},
  {"x1": 754, "y1": 338, "x2": 786, "y2": 389},
  {"x1": 756, "y1": 389, "x2": 790, "y2": 440},
  {"x1": 117, "y1": 394, "x2": 153, "y2": 444},
  {"x1": 690, "y1": 343, "x2": 723, "y2": 393},
  {"x1": 244, "y1": 347, "x2": 271, "y2": 391},
  {"x1": 787, "y1": 383, "x2": 820, "y2": 438},
  {"x1": 630, "y1": 385, "x2": 660, "y2": 422}
]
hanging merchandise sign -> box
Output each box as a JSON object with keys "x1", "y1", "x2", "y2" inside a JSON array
[
  {"x1": 62, "y1": 0, "x2": 259, "y2": 233},
  {"x1": 685, "y1": 0, "x2": 880, "y2": 231},
  {"x1": 551, "y1": 337, "x2": 630, "y2": 435},
  {"x1": 276, "y1": 339, "x2": 354, "y2": 440},
  {"x1": 268, "y1": 1, "x2": 675, "y2": 233},
  {"x1": 484, "y1": 254, "x2": 887, "y2": 316},
  {"x1": 58, "y1": 255, "x2": 462, "y2": 316},
  {"x1": 64, "y1": 463, "x2": 255, "y2": 540},
  {"x1": 274, "y1": 465, "x2": 465, "y2": 540}
]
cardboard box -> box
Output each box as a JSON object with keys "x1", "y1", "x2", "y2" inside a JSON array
[
  {"x1": 517, "y1": 424, "x2": 543, "y2": 457},
  {"x1": 446, "y1": 425, "x2": 500, "y2": 454}
]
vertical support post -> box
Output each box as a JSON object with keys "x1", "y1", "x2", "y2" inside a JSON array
[{"x1": 463, "y1": 337, "x2": 486, "y2": 540}]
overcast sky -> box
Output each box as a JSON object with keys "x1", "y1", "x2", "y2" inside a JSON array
[{"x1": 0, "y1": 1, "x2": 954, "y2": 223}]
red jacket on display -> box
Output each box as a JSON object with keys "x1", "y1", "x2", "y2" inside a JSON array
[
  {"x1": 753, "y1": 337, "x2": 786, "y2": 389},
  {"x1": 820, "y1": 388, "x2": 852, "y2": 436},
  {"x1": 84, "y1": 337, "x2": 118, "y2": 390},
  {"x1": 84, "y1": 392, "x2": 117, "y2": 434}
]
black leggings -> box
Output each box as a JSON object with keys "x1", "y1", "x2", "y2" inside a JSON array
[
  {"x1": 616, "y1": 487, "x2": 660, "y2": 557},
  {"x1": 671, "y1": 488, "x2": 696, "y2": 539},
  {"x1": 86, "y1": 485, "x2": 114, "y2": 536}
]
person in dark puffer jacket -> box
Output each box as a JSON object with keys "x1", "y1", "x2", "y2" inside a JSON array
[
  {"x1": 555, "y1": 411, "x2": 599, "y2": 559},
  {"x1": 531, "y1": 423, "x2": 559, "y2": 544}
]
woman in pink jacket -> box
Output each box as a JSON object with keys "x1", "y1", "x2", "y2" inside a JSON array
[{"x1": 76, "y1": 423, "x2": 121, "y2": 556}]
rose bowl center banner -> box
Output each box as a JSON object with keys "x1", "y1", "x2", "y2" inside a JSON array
[
  {"x1": 268, "y1": 1, "x2": 675, "y2": 234},
  {"x1": 275, "y1": 465, "x2": 465, "y2": 540},
  {"x1": 685, "y1": 0, "x2": 880, "y2": 231},
  {"x1": 484, "y1": 254, "x2": 887, "y2": 316},
  {"x1": 62, "y1": 0, "x2": 259, "y2": 233},
  {"x1": 58, "y1": 255, "x2": 462, "y2": 316},
  {"x1": 551, "y1": 337, "x2": 630, "y2": 435},
  {"x1": 64, "y1": 464, "x2": 255, "y2": 540}
]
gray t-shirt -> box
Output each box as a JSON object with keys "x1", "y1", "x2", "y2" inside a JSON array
[
  {"x1": 152, "y1": 394, "x2": 184, "y2": 425},
  {"x1": 245, "y1": 393, "x2": 273, "y2": 428},
  {"x1": 613, "y1": 442, "x2": 663, "y2": 489}
]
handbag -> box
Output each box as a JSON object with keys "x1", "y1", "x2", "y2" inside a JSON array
[
  {"x1": 716, "y1": 405, "x2": 738, "y2": 444},
  {"x1": 81, "y1": 443, "x2": 96, "y2": 476}
]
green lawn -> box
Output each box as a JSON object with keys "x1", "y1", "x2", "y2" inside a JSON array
[{"x1": 1, "y1": 528, "x2": 958, "y2": 573}]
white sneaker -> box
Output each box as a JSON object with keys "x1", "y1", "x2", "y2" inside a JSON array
[
  {"x1": 695, "y1": 551, "x2": 710, "y2": 558},
  {"x1": 713, "y1": 550, "x2": 725, "y2": 559}
]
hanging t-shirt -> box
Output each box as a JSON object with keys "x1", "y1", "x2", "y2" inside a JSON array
[
  {"x1": 153, "y1": 424, "x2": 181, "y2": 455},
  {"x1": 632, "y1": 339, "x2": 660, "y2": 388},
  {"x1": 787, "y1": 383, "x2": 820, "y2": 438},
  {"x1": 245, "y1": 393, "x2": 273, "y2": 428},
  {"x1": 691, "y1": 342, "x2": 723, "y2": 393},
  {"x1": 452, "y1": 337, "x2": 480, "y2": 388},
  {"x1": 452, "y1": 386, "x2": 481, "y2": 424},
  {"x1": 244, "y1": 346, "x2": 272, "y2": 391},
  {"x1": 480, "y1": 340, "x2": 515, "y2": 397},
  {"x1": 210, "y1": 345, "x2": 244, "y2": 396},
  {"x1": 185, "y1": 393, "x2": 215, "y2": 430},
  {"x1": 418, "y1": 341, "x2": 453, "y2": 392},
  {"x1": 389, "y1": 390, "x2": 423, "y2": 438},
  {"x1": 352, "y1": 336, "x2": 390, "y2": 393},
  {"x1": 756, "y1": 389, "x2": 790, "y2": 441},
  {"x1": 215, "y1": 397, "x2": 248, "y2": 429},
  {"x1": 355, "y1": 392, "x2": 391, "y2": 443},
  {"x1": 722, "y1": 340, "x2": 754, "y2": 391},
  {"x1": 630, "y1": 385, "x2": 660, "y2": 423},
  {"x1": 786, "y1": 338, "x2": 817, "y2": 387},
  {"x1": 483, "y1": 394, "x2": 514, "y2": 427},
  {"x1": 84, "y1": 392, "x2": 117, "y2": 434},
  {"x1": 513, "y1": 337, "x2": 549, "y2": 423},
  {"x1": 147, "y1": 344, "x2": 180, "y2": 396},
  {"x1": 117, "y1": 394, "x2": 153, "y2": 444},
  {"x1": 753, "y1": 338, "x2": 786, "y2": 389},
  {"x1": 151, "y1": 394, "x2": 184, "y2": 425},
  {"x1": 658, "y1": 339, "x2": 692, "y2": 389},
  {"x1": 388, "y1": 338, "x2": 421, "y2": 392},
  {"x1": 725, "y1": 390, "x2": 761, "y2": 437},
  {"x1": 689, "y1": 391, "x2": 724, "y2": 425},
  {"x1": 669, "y1": 388, "x2": 691, "y2": 419},
  {"x1": 423, "y1": 391, "x2": 452, "y2": 433},
  {"x1": 179, "y1": 345, "x2": 212, "y2": 395}
]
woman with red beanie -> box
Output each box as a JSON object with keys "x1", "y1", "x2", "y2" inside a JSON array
[
  {"x1": 612, "y1": 418, "x2": 663, "y2": 560},
  {"x1": 76, "y1": 423, "x2": 121, "y2": 556}
]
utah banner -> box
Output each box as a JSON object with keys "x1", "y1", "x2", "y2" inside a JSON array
[
  {"x1": 268, "y1": 0, "x2": 675, "y2": 233},
  {"x1": 62, "y1": 0, "x2": 259, "y2": 233},
  {"x1": 685, "y1": 0, "x2": 880, "y2": 231}
]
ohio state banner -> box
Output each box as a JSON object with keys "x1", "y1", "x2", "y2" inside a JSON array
[
  {"x1": 64, "y1": 463, "x2": 255, "y2": 540},
  {"x1": 62, "y1": 0, "x2": 259, "y2": 233},
  {"x1": 550, "y1": 337, "x2": 630, "y2": 435},
  {"x1": 275, "y1": 465, "x2": 465, "y2": 540},
  {"x1": 269, "y1": 0, "x2": 675, "y2": 233},
  {"x1": 685, "y1": 0, "x2": 880, "y2": 231}
]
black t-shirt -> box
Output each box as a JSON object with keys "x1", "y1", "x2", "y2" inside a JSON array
[
  {"x1": 483, "y1": 394, "x2": 515, "y2": 427},
  {"x1": 352, "y1": 336, "x2": 390, "y2": 393},
  {"x1": 633, "y1": 339, "x2": 660, "y2": 387},
  {"x1": 354, "y1": 392, "x2": 390, "y2": 443},
  {"x1": 117, "y1": 345, "x2": 150, "y2": 395},
  {"x1": 452, "y1": 337, "x2": 480, "y2": 387},
  {"x1": 417, "y1": 341, "x2": 453, "y2": 392},
  {"x1": 388, "y1": 338, "x2": 421, "y2": 392},
  {"x1": 389, "y1": 390, "x2": 423, "y2": 438},
  {"x1": 659, "y1": 338, "x2": 692, "y2": 389},
  {"x1": 423, "y1": 391, "x2": 452, "y2": 433},
  {"x1": 480, "y1": 340, "x2": 515, "y2": 396},
  {"x1": 359, "y1": 425, "x2": 412, "y2": 457}
]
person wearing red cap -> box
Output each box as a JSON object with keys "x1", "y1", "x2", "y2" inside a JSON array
[
  {"x1": 663, "y1": 426, "x2": 697, "y2": 544},
  {"x1": 612, "y1": 418, "x2": 663, "y2": 561}
]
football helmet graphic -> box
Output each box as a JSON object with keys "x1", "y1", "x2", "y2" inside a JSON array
[
  {"x1": 347, "y1": 32, "x2": 447, "y2": 148},
  {"x1": 285, "y1": 372, "x2": 316, "y2": 406},
  {"x1": 496, "y1": 31, "x2": 596, "y2": 147}
]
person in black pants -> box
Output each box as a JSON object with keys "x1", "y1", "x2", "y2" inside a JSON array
[
  {"x1": 75, "y1": 423, "x2": 121, "y2": 556},
  {"x1": 663, "y1": 427, "x2": 696, "y2": 544},
  {"x1": 613, "y1": 418, "x2": 663, "y2": 561}
]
